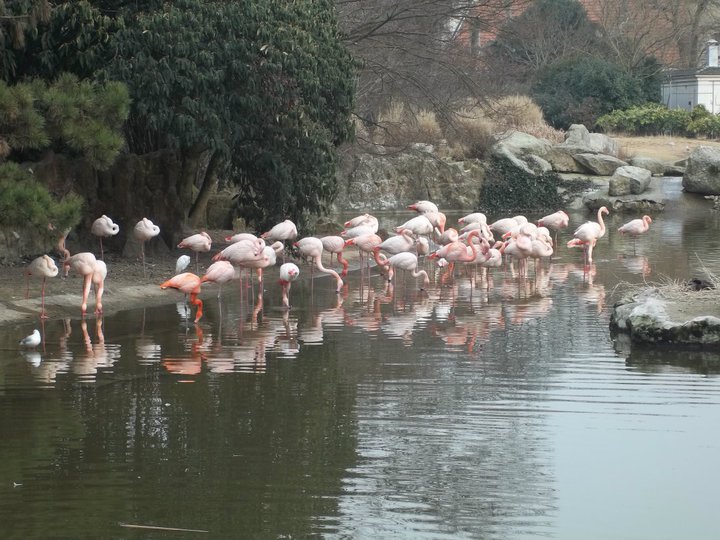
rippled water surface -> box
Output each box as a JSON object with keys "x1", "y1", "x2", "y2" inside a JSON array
[{"x1": 2, "y1": 179, "x2": 720, "y2": 539}]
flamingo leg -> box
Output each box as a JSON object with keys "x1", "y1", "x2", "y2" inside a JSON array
[
  {"x1": 141, "y1": 242, "x2": 147, "y2": 278},
  {"x1": 99, "y1": 237, "x2": 104, "y2": 260},
  {"x1": 81, "y1": 274, "x2": 92, "y2": 316},
  {"x1": 40, "y1": 277, "x2": 48, "y2": 319}
]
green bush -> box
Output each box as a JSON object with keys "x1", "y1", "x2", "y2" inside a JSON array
[
  {"x1": 596, "y1": 103, "x2": 720, "y2": 137},
  {"x1": 532, "y1": 56, "x2": 660, "y2": 129},
  {"x1": 0, "y1": 162, "x2": 83, "y2": 234}
]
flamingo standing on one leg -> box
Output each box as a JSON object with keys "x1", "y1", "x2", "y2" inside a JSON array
[
  {"x1": 160, "y1": 273, "x2": 203, "y2": 322},
  {"x1": 201, "y1": 260, "x2": 237, "y2": 298},
  {"x1": 178, "y1": 231, "x2": 212, "y2": 273},
  {"x1": 134, "y1": 218, "x2": 161, "y2": 278},
  {"x1": 617, "y1": 215, "x2": 652, "y2": 254},
  {"x1": 294, "y1": 237, "x2": 344, "y2": 292},
  {"x1": 537, "y1": 210, "x2": 569, "y2": 246},
  {"x1": 573, "y1": 206, "x2": 609, "y2": 265},
  {"x1": 279, "y1": 262, "x2": 300, "y2": 308},
  {"x1": 90, "y1": 215, "x2": 119, "y2": 260},
  {"x1": 25, "y1": 255, "x2": 59, "y2": 318}
]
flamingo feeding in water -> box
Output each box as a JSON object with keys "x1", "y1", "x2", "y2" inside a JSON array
[
  {"x1": 294, "y1": 237, "x2": 344, "y2": 292},
  {"x1": 572, "y1": 206, "x2": 609, "y2": 265},
  {"x1": 134, "y1": 218, "x2": 161, "y2": 278},
  {"x1": 178, "y1": 231, "x2": 212, "y2": 272},
  {"x1": 375, "y1": 251, "x2": 429, "y2": 290},
  {"x1": 320, "y1": 235, "x2": 349, "y2": 277},
  {"x1": 279, "y1": 262, "x2": 300, "y2": 308},
  {"x1": 160, "y1": 273, "x2": 203, "y2": 322},
  {"x1": 25, "y1": 254, "x2": 59, "y2": 319},
  {"x1": 90, "y1": 215, "x2": 119, "y2": 259}
]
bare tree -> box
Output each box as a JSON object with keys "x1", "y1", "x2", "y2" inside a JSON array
[
  {"x1": 593, "y1": 0, "x2": 720, "y2": 69},
  {"x1": 336, "y1": 0, "x2": 531, "y2": 132}
]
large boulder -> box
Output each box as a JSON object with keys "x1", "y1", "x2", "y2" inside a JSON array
[
  {"x1": 628, "y1": 156, "x2": 669, "y2": 176},
  {"x1": 608, "y1": 165, "x2": 652, "y2": 196},
  {"x1": 574, "y1": 153, "x2": 628, "y2": 176},
  {"x1": 682, "y1": 146, "x2": 720, "y2": 194},
  {"x1": 543, "y1": 145, "x2": 593, "y2": 173},
  {"x1": 490, "y1": 130, "x2": 552, "y2": 158},
  {"x1": 561, "y1": 124, "x2": 620, "y2": 157}
]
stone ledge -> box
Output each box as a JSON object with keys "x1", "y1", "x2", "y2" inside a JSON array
[{"x1": 610, "y1": 288, "x2": 720, "y2": 348}]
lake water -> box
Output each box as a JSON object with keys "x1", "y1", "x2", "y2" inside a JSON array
[{"x1": 2, "y1": 179, "x2": 720, "y2": 539}]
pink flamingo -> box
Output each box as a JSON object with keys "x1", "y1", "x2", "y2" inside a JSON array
[
  {"x1": 25, "y1": 254, "x2": 59, "y2": 318},
  {"x1": 458, "y1": 212, "x2": 487, "y2": 225},
  {"x1": 500, "y1": 234, "x2": 533, "y2": 277},
  {"x1": 279, "y1": 262, "x2": 300, "y2": 308},
  {"x1": 395, "y1": 215, "x2": 434, "y2": 237},
  {"x1": 618, "y1": 215, "x2": 652, "y2": 253},
  {"x1": 573, "y1": 206, "x2": 609, "y2": 265},
  {"x1": 538, "y1": 210, "x2": 569, "y2": 246},
  {"x1": 430, "y1": 230, "x2": 481, "y2": 281},
  {"x1": 212, "y1": 239, "x2": 264, "y2": 290},
  {"x1": 160, "y1": 273, "x2": 203, "y2": 322},
  {"x1": 344, "y1": 213, "x2": 378, "y2": 230},
  {"x1": 261, "y1": 219, "x2": 297, "y2": 261},
  {"x1": 375, "y1": 251, "x2": 429, "y2": 290},
  {"x1": 344, "y1": 233, "x2": 382, "y2": 272},
  {"x1": 201, "y1": 260, "x2": 237, "y2": 298},
  {"x1": 134, "y1": 218, "x2": 161, "y2": 278},
  {"x1": 90, "y1": 215, "x2": 119, "y2": 259},
  {"x1": 178, "y1": 231, "x2": 212, "y2": 273},
  {"x1": 240, "y1": 244, "x2": 277, "y2": 285},
  {"x1": 320, "y1": 235, "x2": 349, "y2": 277},
  {"x1": 294, "y1": 237, "x2": 344, "y2": 292},
  {"x1": 374, "y1": 229, "x2": 417, "y2": 259},
  {"x1": 65, "y1": 252, "x2": 106, "y2": 316}
]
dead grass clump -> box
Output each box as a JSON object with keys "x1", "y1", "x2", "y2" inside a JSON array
[
  {"x1": 375, "y1": 101, "x2": 443, "y2": 147},
  {"x1": 415, "y1": 109, "x2": 443, "y2": 144},
  {"x1": 445, "y1": 108, "x2": 495, "y2": 159},
  {"x1": 487, "y1": 95, "x2": 544, "y2": 131}
]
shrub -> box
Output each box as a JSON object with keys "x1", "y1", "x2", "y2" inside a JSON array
[
  {"x1": 596, "y1": 104, "x2": 691, "y2": 136},
  {"x1": 532, "y1": 56, "x2": 658, "y2": 129},
  {"x1": 0, "y1": 163, "x2": 83, "y2": 234},
  {"x1": 487, "y1": 95, "x2": 545, "y2": 131},
  {"x1": 446, "y1": 109, "x2": 495, "y2": 159}
]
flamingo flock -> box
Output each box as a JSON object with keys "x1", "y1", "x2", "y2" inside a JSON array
[{"x1": 19, "y1": 201, "x2": 655, "y2": 326}]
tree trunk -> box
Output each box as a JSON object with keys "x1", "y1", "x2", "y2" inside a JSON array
[{"x1": 188, "y1": 150, "x2": 222, "y2": 228}]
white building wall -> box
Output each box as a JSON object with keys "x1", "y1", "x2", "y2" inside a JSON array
[{"x1": 697, "y1": 79, "x2": 720, "y2": 114}]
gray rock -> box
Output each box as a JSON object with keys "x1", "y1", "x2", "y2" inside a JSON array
[
  {"x1": 628, "y1": 156, "x2": 668, "y2": 176},
  {"x1": 608, "y1": 165, "x2": 651, "y2": 196},
  {"x1": 682, "y1": 146, "x2": 720, "y2": 194},
  {"x1": 544, "y1": 145, "x2": 593, "y2": 173},
  {"x1": 574, "y1": 153, "x2": 628, "y2": 176},
  {"x1": 490, "y1": 130, "x2": 552, "y2": 158},
  {"x1": 333, "y1": 151, "x2": 484, "y2": 212},
  {"x1": 525, "y1": 154, "x2": 553, "y2": 173},
  {"x1": 583, "y1": 177, "x2": 666, "y2": 213},
  {"x1": 562, "y1": 124, "x2": 591, "y2": 146},
  {"x1": 611, "y1": 289, "x2": 720, "y2": 347},
  {"x1": 588, "y1": 133, "x2": 620, "y2": 157},
  {"x1": 493, "y1": 146, "x2": 536, "y2": 175}
]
